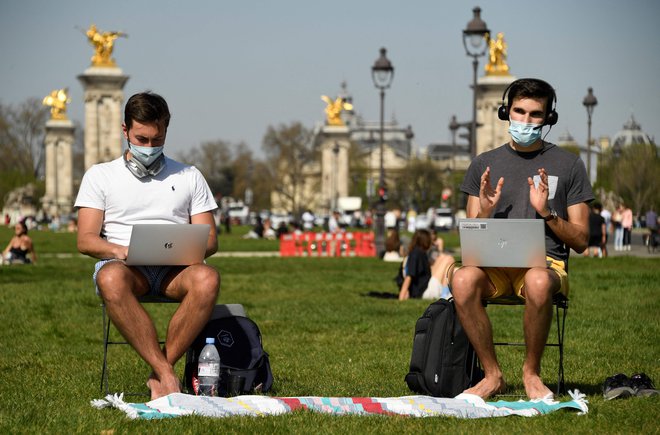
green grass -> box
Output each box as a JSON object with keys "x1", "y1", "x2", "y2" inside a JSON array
[{"x1": 0, "y1": 228, "x2": 658, "y2": 433}]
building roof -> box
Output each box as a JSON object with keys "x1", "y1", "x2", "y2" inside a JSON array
[{"x1": 612, "y1": 115, "x2": 655, "y2": 148}]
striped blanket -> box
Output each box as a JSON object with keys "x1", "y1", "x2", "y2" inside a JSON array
[{"x1": 91, "y1": 390, "x2": 588, "y2": 420}]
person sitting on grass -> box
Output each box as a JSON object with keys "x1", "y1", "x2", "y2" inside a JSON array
[
  {"x1": 75, "y1": 92, "x2": 219, "y2": 400},
  {"x1": 2, "y1": 221, "x2": 37, "y2": 265},
  {"x1": 397, "y1": 229, "x2": 455, "y2": 301}
]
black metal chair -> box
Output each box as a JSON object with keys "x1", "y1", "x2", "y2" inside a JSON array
[
  {"x1": 100, "y1": 295, "x2": 178, "y2": 396},
  {"x1": 483, "y1": 293, "x2": 568, "y2": 395}
]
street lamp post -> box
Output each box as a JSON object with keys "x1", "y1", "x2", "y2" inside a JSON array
[
  {"x1": 449, "y1": 115, "x2": 459, "y2": 213},
  {"x1": 449, "y1": 115, "x2": 460, "y2": 175},
  {"x1": 371, "y1": 47, "x2": 394, "y2": 257},
  {"x1": 462, "y1": 6, "x2": 490, "y2": 159},
  {"x1": 582, "y1": 87, "x2": 598, "y2": 183},
  {"x1": 332, "y1": 141, "x2": 340, "y2": 211}
]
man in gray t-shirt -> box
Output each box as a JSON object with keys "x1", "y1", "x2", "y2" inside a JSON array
[{"x1": 452, "y1": 78, "x2": 593, "y2": 401}]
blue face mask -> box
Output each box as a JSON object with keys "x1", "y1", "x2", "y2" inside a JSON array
[
  {"x1": 128, "y1": 141, "x2": 164, "y2": 167},
  {"x1": 508, "y1": 120, "x2": 542, "y2": 147}
]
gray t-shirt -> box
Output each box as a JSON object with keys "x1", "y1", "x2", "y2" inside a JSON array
[{"x1": 461, "y1": 143, "x2": 594, "y2": 262}]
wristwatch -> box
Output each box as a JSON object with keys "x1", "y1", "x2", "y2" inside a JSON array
[{"x1": 542, "y1": 208, "x2": 558, "y2": 222}]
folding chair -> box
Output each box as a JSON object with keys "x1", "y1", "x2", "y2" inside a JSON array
[
  {"x1": 100, "y1": 295, "x2": 179, "y2": 396},
  {"x1": 483, "y1": 293, "x2": 568, "y2": 395}
]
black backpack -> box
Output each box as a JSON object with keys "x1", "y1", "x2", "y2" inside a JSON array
[
  {"x1": 184, "y1": 306, "x2": 273, "y2": 396},
  {"x1": 405, "y1": 298, "x2": 483, "y2": 397}
]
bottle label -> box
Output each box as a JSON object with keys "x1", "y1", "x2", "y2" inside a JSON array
[{"x1": 198, "y1": 362, "x2": 220, "y2": 377}]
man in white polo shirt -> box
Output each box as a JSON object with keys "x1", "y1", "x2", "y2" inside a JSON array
[{"x1": 75, "y1": 92, "x2": 219, "y2": 400}]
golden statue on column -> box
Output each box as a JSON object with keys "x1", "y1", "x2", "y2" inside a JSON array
[
  {"x1": 42, "y1": 88, "x2": 71, "y2": 120},
  {"x1": 321, "y1": 95, "x2": 353, "y2": 126},
  {"x1": 485, "y1": 32, "x2": 510, "y2": 76},
  {"x1": 85, "y1": 24, "x2": 127, "y2": 67}
]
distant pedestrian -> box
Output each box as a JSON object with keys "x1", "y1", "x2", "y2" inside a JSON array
[
  {"x1": 612, "y1": 204, "x2": 624, "y2": 251},
  {"x1": 621, "y1": 203, "x2": 633, "y2": 251},
  {"x1": 645, "y1": 207, "x2": 658, "y2": 251},
  {"x1": 600, "y1": 206, "x2": 611, "y2": 257},
  {"x1": 585, "y1": 202, "x2": 606, "y2": 258},
  {"x1": 302, "y1": 209, "x2": 315, "y2": 231}
]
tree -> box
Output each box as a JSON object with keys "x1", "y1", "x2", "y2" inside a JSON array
[
  {"x1": 262, "y1": 122, "x2": 318, "y2": 216},
  {"x1": 604, "y1": 143, "x2": 660, "y2": 214},
  {"x1": 177, "y1": 140, "x2": 234, "y2": 197},
  {"x1": 391, "y1": 156, "x2": 445, "y2": 211},
  {"x1": 346, "y1": 140, "x2": 371, "y2": 204},
  {"x1": 230, "y1": 143, "x2": 272, "y2": 210},
  {"x1": 0, "y1": 98, "x2": 49, "y2": 209}
]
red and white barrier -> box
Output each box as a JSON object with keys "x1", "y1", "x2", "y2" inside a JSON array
[{"x1": 279, "y1": 232, "x2": 376, "y2": 257}]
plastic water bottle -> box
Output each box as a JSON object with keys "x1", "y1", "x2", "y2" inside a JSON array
[{"x1": 197, "y1": 337, "x2": 220, "y2": 396}]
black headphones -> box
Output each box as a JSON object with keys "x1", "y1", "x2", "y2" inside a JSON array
[
  {"x1": 123, "y1": 148, "x2": 166, "y2": 179},
  {"x1": 498, "y1": 78, "x2": 558, "y2": 126}
]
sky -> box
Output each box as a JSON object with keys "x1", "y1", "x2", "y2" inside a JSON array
[{"x1": 1, "y1": 0, "x2": 659, "y2": 159}]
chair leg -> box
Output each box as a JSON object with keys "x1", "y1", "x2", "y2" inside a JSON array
[
  {"x1": 555, "y1": 302, "x2": 567, "y2": 395},
  {"x1": 101, "y1": 304, "x2": 110, "y2": 395}
]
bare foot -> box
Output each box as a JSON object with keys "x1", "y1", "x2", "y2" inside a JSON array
[
  {"x1": 523, "y1": 373, "x2": 553, "y2": 400},
  {"x1": 147, "y1": 371, "x2": 181, "y2": 400},
  {"x1": 463, "y1": 375, "x2": 506, "y2": 399}
]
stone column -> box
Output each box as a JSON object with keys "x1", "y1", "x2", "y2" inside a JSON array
[
  {"x1": 476, "y1": 75, "x2": 516, "y2": 156},
  {"x1": 42, "y1": 119, "x2": 75, "y2": 217},
  {"x1": 77, "y1": 67, "x2": 129, "y2": 170},
  {"x1": 318, "y1": 125, "x2": 350, "y2": 214}
]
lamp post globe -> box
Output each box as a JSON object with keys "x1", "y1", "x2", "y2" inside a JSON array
[
  {"x1": 582, "y1": 87, "x2": 598, "y2": 183},
  {"x1": 371, "y1": 47, "x2": 394, "y2": 258},
  {"x1": 462, "y1": 6, "x2": 490, "y2": 159}
]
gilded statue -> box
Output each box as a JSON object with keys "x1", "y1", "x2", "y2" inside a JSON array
[
  {"x1": 485, "y1": 32, "x2": 510, "y2": 76},
  {"x1": 42, "y1": 88, "x2": 71, "y2": 120},
  {"x1": 85, "y1": 24, "x2": 127, "y2": 67},
  {"x1": 321, "y1": 95, "x2": 353, "y2": 126}
]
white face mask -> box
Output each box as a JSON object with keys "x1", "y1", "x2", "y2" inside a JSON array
[
  {"x1": 508, "y1": 120, "x2": 542, "y2": 147},
  {"x1": 128, "y1": 141, "x2": 164, "y2": 167}
]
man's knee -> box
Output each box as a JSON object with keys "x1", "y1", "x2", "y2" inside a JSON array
[
  {"x1": 451, "y1": 267, "x2": 486, "y2": 303},
  {"x1": 522, "y1": 269, "x2": 556, "y2": 303},
  {"x1": 96, "y1": 262, "x2": 134, "y2": 301},
  {"x1": 188, "y1": 264, "x2": 220, "y2": 300}
]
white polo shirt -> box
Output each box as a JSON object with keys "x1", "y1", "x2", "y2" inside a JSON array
[{"x1": 74, "y1": 155, "x2": 217, "y2": 246}]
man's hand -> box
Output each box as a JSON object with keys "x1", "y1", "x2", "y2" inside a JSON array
[
  {"x1": 478, "y1": 166, "x2": 504, "y2": 218},
  {"x1": 528, "y1": 168, "x2": 550, "y2": 216}
]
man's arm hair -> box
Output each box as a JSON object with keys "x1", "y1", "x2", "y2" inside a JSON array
[{"x1": 547, "y1": 202, "x2": 590, "y2": 254}]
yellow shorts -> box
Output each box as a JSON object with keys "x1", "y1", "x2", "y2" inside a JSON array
[{"x1": 483, "y1": 257, "x2": 569, "y2": 299}]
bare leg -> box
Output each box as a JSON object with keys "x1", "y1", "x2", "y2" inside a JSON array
[
  {"x1": 521, "y1": 268, "x2": 557, "y2": 399},
  {"x1": 98, "y1": 262, "x2": 220, "y2": 400},
  {"x1": 96, "y1": 262, "x2": 178, "y2": 399},
  {"x1": 430, "y1": 253, "x2": 455, "y2": 287},
  {"x1": 451, "y1": 266, "x2": 505, "y2": 399},
  {"x1": 151, "y1": 264, "x2": 220, "y2": 398}
]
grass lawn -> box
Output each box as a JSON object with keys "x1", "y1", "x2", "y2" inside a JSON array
[{"x1": 0, "y1": 227, "x2": 658, "y2": 433}]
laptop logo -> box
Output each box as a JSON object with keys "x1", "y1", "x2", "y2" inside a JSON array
[
  {"x1": 497, "y1": 238, "x2": 508, "y2": 249},
  {"x1": 164, "y1": 242, "x2": 174, "y2": 249}
]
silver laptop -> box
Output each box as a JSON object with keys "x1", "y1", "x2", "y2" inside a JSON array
[
  {"x1": 125, "y1": 224, "x2": 210, "y2": 266},
  {"x1": 458, "y1": 218, "x2": 547, "y2": 268}
]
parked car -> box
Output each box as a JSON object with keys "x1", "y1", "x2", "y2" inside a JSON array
[
  {"x1": 228, "y1": 201, "x2": 250, "y2": 225},
  {"x1": 415, "y1": 214, "x2": 431, "y2": 230},
  {"x1": 433, "y1": 207, "x2": 454, "y2": 231}
]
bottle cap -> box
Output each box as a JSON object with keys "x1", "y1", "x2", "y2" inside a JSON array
[{"x1": 205, "y1": 337, "x2": 215, "y2": 344}]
